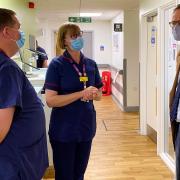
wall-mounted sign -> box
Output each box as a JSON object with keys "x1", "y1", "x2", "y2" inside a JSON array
[
  {"x1": 114, "y1": 23, "x2": 122, "y2": 32},
  {"x1": 68, "y1": 17, "x2": 91, "y2": 23},
  {"x1": 100, "y1": 45, "x2": 104, "y2": 51},
  {"x1": 151, "y1": 26, "x2": 156, "y2": 46}
]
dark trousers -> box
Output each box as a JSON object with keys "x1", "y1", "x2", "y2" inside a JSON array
[{"x1": 50, "y1": 139, "x2": 92, "y2": 180}]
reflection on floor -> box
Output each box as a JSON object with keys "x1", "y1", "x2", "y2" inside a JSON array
[{"x1": 44, "y1": 96, "x2": 173, "y2": 180}]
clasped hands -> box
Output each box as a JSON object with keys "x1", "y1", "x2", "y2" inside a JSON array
[{"x1": 81, "y1": 86, "x2": 99, "y2": 102}]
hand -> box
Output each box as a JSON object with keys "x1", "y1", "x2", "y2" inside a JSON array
[{"x1": 81, "y1": 86, "x2": 98, "y2": 101}]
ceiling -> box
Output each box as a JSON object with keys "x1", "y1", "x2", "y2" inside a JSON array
[{"x1": 36, "y1": 0, "x2": 140, "y2": 21}]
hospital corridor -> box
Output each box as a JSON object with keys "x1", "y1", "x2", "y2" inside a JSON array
[{"x1": 0, "y1": 0, "x2": 180, "y2": 180}]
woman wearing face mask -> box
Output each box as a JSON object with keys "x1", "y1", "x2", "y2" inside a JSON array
[
  {"x1": 45, "y1": 23, "x2": 103, "y2": 180},
  {"x1": 0, "y1": 8, "x2": 48, "y2": 180}
]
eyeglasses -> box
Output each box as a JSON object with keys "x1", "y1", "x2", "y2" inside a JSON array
[
  {"x1": 169, "y1": 20, "x2": 180, "y2": 28},
  {"x1": 70, "y1": 31, "x2": 83, "y2": 39}
]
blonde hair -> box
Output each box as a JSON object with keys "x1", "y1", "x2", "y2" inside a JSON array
[{"x1": 56, "y1": 23, "x2": 81, "y2": 49}]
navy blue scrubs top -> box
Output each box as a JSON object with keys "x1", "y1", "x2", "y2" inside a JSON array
[
  {"x1": 0, "y1": 51, "x2": 48, "y2": 180},
  {"x1": 36, "y1": 46, "x2": 48, "y2": 68},
  {"x1": 45, "y1": 50, "x2": 103, "y2": 142}
]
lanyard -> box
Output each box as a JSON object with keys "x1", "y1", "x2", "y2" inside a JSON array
[{"x1": 63, "y1": 56, "x2": 88, "y2": 89}]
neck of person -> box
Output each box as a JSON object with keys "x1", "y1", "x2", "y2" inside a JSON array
[
  {"x1": 68, "y1": 48, "x2": 81, "y2": 64},
  {"x1": 0, "y1": 46, "x2": 15, "y2": 58}
]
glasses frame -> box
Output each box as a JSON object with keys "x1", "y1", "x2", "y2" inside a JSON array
[
  {"x1": 169, "y1": 20, "x2": 180, "y2": 28},
  {"x1": 70, "y1": 31, "x2": 83, "y2": 40}
]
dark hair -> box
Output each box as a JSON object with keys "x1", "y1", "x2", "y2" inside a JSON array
[
  {"x1": 174, "y1": 4, "x2": 180, "y2": 12},
  {"x1": 0, "y1": 8, "x2": 16, "y2": 31}
]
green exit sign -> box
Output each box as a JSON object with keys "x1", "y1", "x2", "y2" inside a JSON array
[{"x1": 68, "y1": 17, "x2": 91, "y2": 23}]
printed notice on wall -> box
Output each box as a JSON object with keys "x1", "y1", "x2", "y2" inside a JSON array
[
  {"x1": 113, "y1": 33, "x2": 120, "y2": 52},
  {"x1": 151, "y1": 26, "x2": 156, "y2": 47}
]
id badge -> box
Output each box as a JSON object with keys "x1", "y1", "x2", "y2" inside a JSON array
[{"x1": 79, "y1": 76, "x2": 88, "y2": 82}]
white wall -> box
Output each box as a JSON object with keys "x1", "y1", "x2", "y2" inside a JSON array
[
  {"x1": 36, "y1": 19, "x2": 54, "y2": 62},
  {"x1": 80, "y1": 21, "x2": 112, "y2": 64},
  {"x1": 110, "y1": 10, "x2": 139, "y2": 108},
  {"x1": 124, "y1": 10, "x2": 139, "y2": 107},
  {"x1": 111, "y1": 12, "x2": 124, "y2": 69},
  {"x1": 139, "y1": 0, "x2": 175, "y2": 15},
  {"x1": 37, "y1": 20, "x2": 112, "y2": 65}
]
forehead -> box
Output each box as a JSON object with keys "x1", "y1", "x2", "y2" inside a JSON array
[
  {"x1": 12, "y1": 15, "x2": 21, "y2": 28},
  {"x1": 172, "y1": 9, "x2": 180, "y2": 20},
  {"x1": 66, "y1": 26, "x2": 80, "y2": 35}
]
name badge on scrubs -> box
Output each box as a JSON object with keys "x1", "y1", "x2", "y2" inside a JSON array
[{"x1": 79, "y1": 76, "x2": 88, "y2": 82}]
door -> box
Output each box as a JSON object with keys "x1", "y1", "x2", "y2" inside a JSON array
[
  {"x1": 146, "y1": 16, "x2": 158, "y2": 131},
  {"x1": 82, "y1": 31, "x2": 93, "y2": 59}
]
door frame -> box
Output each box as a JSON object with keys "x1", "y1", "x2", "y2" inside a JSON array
[
  {"x1": 140, "y1": 9, "x2": 158, "y2": 136},
  {"x1": 140, "y1": 0, "x2": 176, "y2": 173},
  {"x1": 146, "y1": 15, "x2": 158, "y2": 132},
  {"x1": 158, "y1": 0, "x2": 176, "y2": 173},
  {"x1": 82, "y1": 30, "x2": 95, "y2": 60}
]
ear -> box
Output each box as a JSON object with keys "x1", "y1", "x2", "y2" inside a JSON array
[{"x1": 2, "y1": 27, "x2": 12, "y2": 39}]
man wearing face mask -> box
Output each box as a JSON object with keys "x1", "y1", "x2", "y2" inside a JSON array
[
  {"x1": 169, "y1": 4, "x2": 180, "y2": 180},
  {"x1": 0, "y1": 8, "x2": 48, "y2": 180},
  {"x1": 45, "y1": 23, "x2": 103, "y2": 180}
]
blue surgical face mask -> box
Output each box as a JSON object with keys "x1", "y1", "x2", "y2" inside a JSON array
[
  {"x1": 172, "y1": 24, "x2": 180, "y2": 41},
  {"x1": 70, "y1": 37, "x2": 84, "y2": 51},
  {"x1": 16, "y1": 30, "x2": 25, "y2": 48}
]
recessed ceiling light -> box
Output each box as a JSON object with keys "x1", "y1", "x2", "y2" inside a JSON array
[{"x1": 80, "y1": 13, "x2": 102, "y2": 17}]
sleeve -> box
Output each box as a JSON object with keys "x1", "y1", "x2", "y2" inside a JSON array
[
  {"x1": 94, "y1": 63, "x2": 103, "y2": 89},
  {"x1": 0, "y1": 66, "x2": 23, "y2": 109},
  {"x1": 44, "y1": 61, "x2": 60, "y2": 92}
]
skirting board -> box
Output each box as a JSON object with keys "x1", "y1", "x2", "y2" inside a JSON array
[{"x1": 112, "y1": 94, "x2": 139, "y2": 112}]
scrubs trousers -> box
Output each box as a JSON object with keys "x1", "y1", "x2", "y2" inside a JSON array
[{"x1": 50, "y1": 139, "x2": 92, "y2": 180}]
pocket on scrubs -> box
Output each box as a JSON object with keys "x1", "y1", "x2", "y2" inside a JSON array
[
  {"x1": 0, "y1": 158, "x2": 20, "y2": 180},
  {"x1": 19, "y1": 134, "x2": 48, "y2": 180}
]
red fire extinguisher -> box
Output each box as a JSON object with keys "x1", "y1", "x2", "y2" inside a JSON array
[
  {"x1": 102, "y1": 79, "x2": 108, "y2": 94},
  {"x1": 101, "y1": 71, "x2": 111, "y2": 96}
]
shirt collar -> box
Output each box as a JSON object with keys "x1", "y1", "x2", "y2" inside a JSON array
[
  {"x1": 63, "y1": 50, "x2": 85, "y2": 64},
  {"x1": 0, "y1": 51, "x2": 10, "y2": 65}
]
